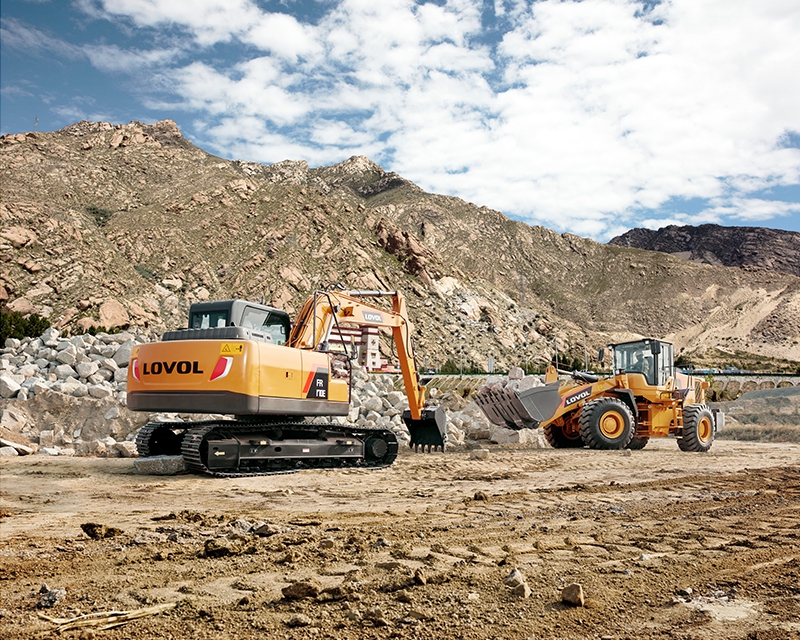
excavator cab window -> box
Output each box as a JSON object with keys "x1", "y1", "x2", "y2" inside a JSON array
[
  {"x1": 264, "y1": 315, "x2": 289, "y2": 346},
  {"x1": 191, "y1": 310, "x2": 228, "y2": 329},
  {"x1": 241, "y1": 306, "x2": 290, "y2": 345}
]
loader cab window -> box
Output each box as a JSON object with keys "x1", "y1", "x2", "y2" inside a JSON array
[
  {"x1": 613, "y1": 340, "x2": 656, "y2": 386},
  {"x1": 656, "y1": 342, "x2": 674, "y2": 386},
  {"x1": 191, "y1": 310, "x2": 228, "y2": 329}
]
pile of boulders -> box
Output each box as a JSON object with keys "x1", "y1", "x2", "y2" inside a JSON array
[
  {"x1": 0, "y1": 329, "x2": 148, "y2": 457},
  {"x1": 0, "y1": 329, "x2": 548, "y2": 459},
  {"x1": 314, "y1": 368, "x2": 492, "y2": 449}
]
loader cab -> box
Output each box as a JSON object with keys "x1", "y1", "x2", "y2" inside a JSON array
[
  {"x1": 612, "y1": 339, "x2": 674, "y2": 387},
  {"x1": 188, "y1": 300, "x2": 291, "y2": 346}
]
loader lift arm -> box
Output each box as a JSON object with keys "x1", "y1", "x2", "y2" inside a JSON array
[{"x1": 288, "y1": 289, "x2": 446, "y2": 449}]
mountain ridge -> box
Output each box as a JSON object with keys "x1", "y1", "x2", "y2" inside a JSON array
[
  {"x1": 2, "y1": 119, "x2": 798, "y2": 371},
  {"x1": 609, "y1": 223, "x2": 800, "y2": 277}
]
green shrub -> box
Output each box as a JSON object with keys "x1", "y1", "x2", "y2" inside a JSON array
[
  {"x1": 86, "y1": 205, "x2": 114, "y2": 226},
  {"x1": 0, "y1": 308, "x2": 51, "y2": 343}
]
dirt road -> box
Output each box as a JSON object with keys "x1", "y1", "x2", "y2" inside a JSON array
[{"x1": 1, "y1": 440, "x2": 799, "y2": 639}]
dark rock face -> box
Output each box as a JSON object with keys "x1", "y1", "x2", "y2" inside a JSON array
[{"x1": 609, "y1": 224, "x2": 800, "y2": 277}]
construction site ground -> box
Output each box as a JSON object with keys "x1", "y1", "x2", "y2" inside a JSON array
[{"x1": 1, "y1": 439, "x2": 799, "y2": 640}]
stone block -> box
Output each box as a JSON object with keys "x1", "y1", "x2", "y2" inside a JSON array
[
  {"x1": 114, "y1": 441, "x2": 138, "y2": 458},
  {"x1": 88, "y1": 385, "x2": 113, "y2": 399},
  {"x1": 0, "y1": 375, "x2": 21, "y2": 398},
  {"x1": 112, "y1": 339, "x2": 137, "y2": 367},
  {"x1": 54, "y1": 364, "x2": 77, "y2": 380},
  {"x1": 133, "y1": 455, "x2": 187, "y2": 475},
  {"x1": 76, "y1": 361, "x2": 99, "y2": 378},
  {"x1": 1, "y1": 408, "x2": 27, "y2": 432}
]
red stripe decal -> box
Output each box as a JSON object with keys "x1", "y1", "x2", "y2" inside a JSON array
[{"x1": 302, "y1": 365, "x2": 317, "y2": 394}]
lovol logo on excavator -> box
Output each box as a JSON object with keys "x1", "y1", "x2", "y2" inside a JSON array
[
  {"x1": 141, "y1": 361, "x2": 204, "y2": 375},
  {"x1": 362, "y1": 311, "x2": 383, "y2": 323},
  {"x1": 564, "y1": 387, "x2": 592, "y2": 407}
]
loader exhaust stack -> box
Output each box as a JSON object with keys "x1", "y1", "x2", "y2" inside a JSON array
[{"x1": 403, "y1": 406, "x2": 447, "y2": 451}]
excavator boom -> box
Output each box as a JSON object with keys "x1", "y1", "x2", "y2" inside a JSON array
[{"x1": 288, "y1": 289, "x2": 446, "y2": 449}]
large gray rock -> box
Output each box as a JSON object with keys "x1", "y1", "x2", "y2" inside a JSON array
[
  {"x1": 54, "y1": 364, "x2": 77, "y2": 380},
  {"x1": 112, "y1": 339, "x2": 137, "y2": 367},
  {"x1": 362, "y1": 396, "x2": 384, "y2": 413},
  {"x1": 0, "y1": 375, "x2": 21, "y2": 398},
  {"x1": 76, "y1": 361, "x2": 100, "y2": 378}
]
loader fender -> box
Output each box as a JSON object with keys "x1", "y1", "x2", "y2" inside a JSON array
[{"x1": 608, "y1": 389, "x2": 638, "y2": 419}]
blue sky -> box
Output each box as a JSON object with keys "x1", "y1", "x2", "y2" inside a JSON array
[{"x1": 2, "y1": 0, "x2": 799, "y2": 240}]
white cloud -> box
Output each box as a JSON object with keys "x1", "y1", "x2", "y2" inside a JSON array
[
  {"x1": 54, "y1": 0, "x2": 800, "y2": 239},
  {"x1": 0, "y1": 18, "x2": 83, "y2": 59},
  {"x1": 83, "y1": 44, "x2": 181, "y2": 72}
]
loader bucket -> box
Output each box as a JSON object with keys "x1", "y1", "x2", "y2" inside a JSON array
[
  {"x1": 403, "y1": 406, "x2": 447, "y2": 451},
  {"x1": 475, "y1": 383, "x2": 563, "y2": 430}
]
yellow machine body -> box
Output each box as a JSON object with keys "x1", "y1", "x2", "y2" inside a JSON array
[{"x1": 127, "y1": 339, "x2": 349, "y2": 417}]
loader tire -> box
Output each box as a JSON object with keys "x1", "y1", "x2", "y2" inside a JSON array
[
  {"x1": 678, "y1": 404, "x2": 714, "y2": 452},
  {"x1": 626, "y1": 436, "x2": 649, "y2": 450},
  {"x1": 579, "y1": 398, "x2": 634, "y2": 450},
  {"x1": 543, "y1": 424, "x2": 584, "y2": 448}
]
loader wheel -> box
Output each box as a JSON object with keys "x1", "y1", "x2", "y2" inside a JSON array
[
  {"x1": 678, "y1": 404, "x2": 714, "y2": 453},
  {"x1": 543, "y1": 424, "x2": 584, "y2": 448},
  {"x1": 626, "y1": 436, "x2": 649, "y2": 450},
  {"x1": 579, "y1": 398, "x2": 634, "y2": 450}
]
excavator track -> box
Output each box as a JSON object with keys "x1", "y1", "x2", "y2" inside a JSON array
[{"x1": 136, "y1": 420, "x2": 399, "y2": 477}]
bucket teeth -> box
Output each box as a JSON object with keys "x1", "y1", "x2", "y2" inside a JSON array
[{"x1": 403, "y1": 406, "x2": 447, "y2": 452}]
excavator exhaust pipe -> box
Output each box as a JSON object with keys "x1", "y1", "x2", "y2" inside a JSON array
[{"x1": 403, "y1": 406, "x2": 447, "y2": 452}]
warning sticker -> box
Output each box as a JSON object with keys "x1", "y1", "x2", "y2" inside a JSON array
[{"x1": 220, "y1": 343, "x2": 245, "y2": 355}]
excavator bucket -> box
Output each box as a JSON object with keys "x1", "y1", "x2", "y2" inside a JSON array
[
  {"x1": 475, "y1": 383, "x2": 563, "y2": 430},
  {"x1": 403, "y1": 406, "x2": 447, "y2": 451}
]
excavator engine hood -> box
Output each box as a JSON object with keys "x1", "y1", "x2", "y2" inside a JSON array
[{"x1": 403, "y1": 406, "x2": 447, "y2": 451}]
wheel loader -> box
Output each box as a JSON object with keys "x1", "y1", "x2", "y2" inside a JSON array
[
  {"x1": 475, "y1": 338, "x2": 724, "y2": 452},
  {"x1": 127, "y1": 289, "x2": 447, "y2": 476}
]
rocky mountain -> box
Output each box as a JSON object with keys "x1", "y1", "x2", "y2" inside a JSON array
[
  {"x1": 2, "y1": 120, "x2": 800, "y2": 371},
  {"x1": 609, "y1": 224, "x2": 800, "y2": 277}
]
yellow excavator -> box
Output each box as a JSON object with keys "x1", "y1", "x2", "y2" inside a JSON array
[
  {"x1": 476, "y1": 338, "x2": 724, "y2": 452},
  {"x1": 128, "y1": 289, "x2": 447, "y2": 475}
]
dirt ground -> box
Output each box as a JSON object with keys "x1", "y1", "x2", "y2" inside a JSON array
[{"x1": 1, "y1": 439, "x2": 799, "y2": 640}]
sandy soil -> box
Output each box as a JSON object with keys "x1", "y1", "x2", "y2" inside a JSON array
[{"x1": 1, "y1": 439, "x2": 799, "y2": 640}]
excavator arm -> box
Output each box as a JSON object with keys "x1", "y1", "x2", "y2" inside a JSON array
[{"x1": 288, "y1": 289, "x2": 446, "y2": 449}]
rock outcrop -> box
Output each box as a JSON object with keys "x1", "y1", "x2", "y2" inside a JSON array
[{"x1": 609, "y1": 224, "x2": 800, "y2": 277}]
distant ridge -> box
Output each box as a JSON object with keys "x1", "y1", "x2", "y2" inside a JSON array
[{"x1": 609, "y1": 224, "x2": 800, "y2": 277}]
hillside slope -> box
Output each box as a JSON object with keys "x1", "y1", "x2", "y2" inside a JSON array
[{"x1": 2, "y1": 120, "x2": 799, "y2": 370}]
